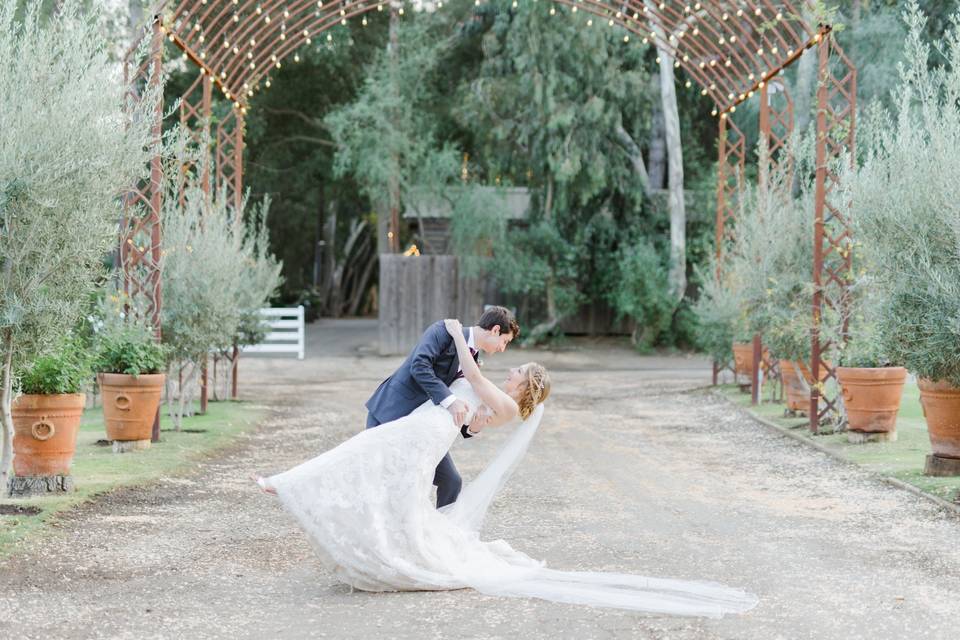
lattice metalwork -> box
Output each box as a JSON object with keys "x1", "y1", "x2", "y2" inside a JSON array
[
  {"x1": 124, "y1": 1, "x2": 855, "y2": 416},
  {"x1": 179, "y1": 72, "x2": 215, "y2": 199},
  {"x1": 121, "y1": 21, "x2": 165, "y2": 333},
  {"x1": 715, "y1": 114, "x2": 745, "y2": 258},
  {"x1": 150, "y1": 1, "x2": 822, "y2": 115},
  {"x1": 810, "y1": 36, "x2": 856, "y2": 431},
  {"x1": 759, "y1": 78, "x2": 794, "y2": 185},
  {"x1": 216, "y1": 108, "x2": 245, "y2": 212}
]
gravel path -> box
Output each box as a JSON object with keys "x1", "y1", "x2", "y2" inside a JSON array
[{"x1": 1, "y1": 319, "x2": 959, "y2": 639}]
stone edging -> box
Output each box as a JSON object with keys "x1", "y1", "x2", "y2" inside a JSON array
[{"x1": 711, "y1": 390, "x2": 960, "y2": 519}]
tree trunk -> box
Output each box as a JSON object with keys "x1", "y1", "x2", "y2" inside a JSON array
[
  {"x1": 386, "y1": 6, "x2": 401, "y2": 254},
  {"x1": 322, "y1": 200, "x2": 338, "y2": 314},
  {"x1": 0, "y1": 329, "x2": 14, "y2": 496},
  {"x1": 656, "y1": 44, "x2": 687, "y2": 302},
  {"x1": 313, "y1": 188, "x2": 325, "y2": 288},
  {"x1": 613, "y1": 123, "x2": 652, "y2": 197},
  {"x1": 528, "y1": 176, "x2": 559, "y2": 342},
  {"x1": 648, "y1": 73, "x2": 667, "y2": 191}
]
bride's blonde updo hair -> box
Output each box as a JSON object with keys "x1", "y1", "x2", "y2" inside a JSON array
[{"x1": 517, "y1": 363, "x2": 551, "y2": 420}]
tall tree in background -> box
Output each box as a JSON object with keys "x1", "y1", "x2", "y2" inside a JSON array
[{"x1": 456, "y1": 2, "x2": 651, "y2": 339}]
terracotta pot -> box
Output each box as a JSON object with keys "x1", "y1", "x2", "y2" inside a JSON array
[
  {"x1": 12, "y1": 393, "x2": 85, "y2": 476},
  {"x1": 779, "y1": 360, "x2": 809, "y2": 413},
  {"x1": 918, "y1": 379, "x2": 960, "y2": 459},
  {"x1": 99, "y1": 373, "x2": 165, "y2": 442},
  {"x1": 732, "y1": 343, "x2": 754, "y2": 378},
  {"x1": 837, "y1": 367, "x2": 907, "y2": 433}
]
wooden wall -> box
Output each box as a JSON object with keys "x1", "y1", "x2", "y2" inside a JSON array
[{"x1": 378, "y1": 255, "x2": 484, "y2": 355}]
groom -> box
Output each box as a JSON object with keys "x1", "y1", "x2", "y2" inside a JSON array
[{"x1": 365, "y1": 305, "x2": 520, "y2": 508}]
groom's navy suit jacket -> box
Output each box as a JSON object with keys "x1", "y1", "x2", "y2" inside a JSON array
[{"x1": 365, "y1": 321, "x2": 471, "y2": 425}]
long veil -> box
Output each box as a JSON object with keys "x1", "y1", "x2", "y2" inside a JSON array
[
  {"x1": 439, "y1": 404, "x2": 544, "y2": 531},
  {"x1": 440, "y1": 405, "x2": 759, "y2": 617}
]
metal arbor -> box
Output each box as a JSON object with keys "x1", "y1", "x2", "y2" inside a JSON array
[{"x1": 123, "y1": 0, "x2": 855, "y2": 430}]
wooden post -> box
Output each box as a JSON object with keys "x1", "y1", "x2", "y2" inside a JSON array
[
  {"x1": 200, "y1": 356, "x2": 208, "y2": 414},
  {"x1": 231, "y1": 343, "x2": 239, "y2": 400},
  {"x1": 751, "y1": 333, "x2": 762, "y2": 406}
]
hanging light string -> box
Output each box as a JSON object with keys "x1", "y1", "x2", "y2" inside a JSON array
[{"x1": 157, "y1": 0, "x2": 822, "y2": 116}]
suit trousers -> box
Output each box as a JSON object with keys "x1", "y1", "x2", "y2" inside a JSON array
[{"x1": 365, "y1": 412, "x2": 462, "y2": 508}]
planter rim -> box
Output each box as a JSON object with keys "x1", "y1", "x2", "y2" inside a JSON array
[
  {"x1": 917, "y1": 378, "x2": 960, "y2": 392},
  {"x1": 98, "y1": 372, "x2": 165, "y2": 383},
  {"x1": 836, "y1": 366, "x2": 908, "y2": 377},
  {"x1": 12, "y1": 393, "x2": 86, "y2": 408}
]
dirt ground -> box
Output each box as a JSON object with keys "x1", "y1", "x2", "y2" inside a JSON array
[{"x1": 1, "y1": 319, "x2": 959, "y2": 639}]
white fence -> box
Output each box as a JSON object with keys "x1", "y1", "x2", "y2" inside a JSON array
[{"x1": 240, "y1": 306, "x2": 305, "y2": 360}]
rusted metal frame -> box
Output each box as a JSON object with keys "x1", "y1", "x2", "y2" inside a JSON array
[
  {"x1": 749, "y1": 0, "x2": 810, "y2": 49},
  {"x1": 172, "y1": 0, "x2": 226, "y2": 42},
  {"x1": 809, "y1": 36, "x2": 856, "y2": 432},
  {"x1": 621, "y1": 7, "x2": 745, "y2": 105},
  {"x1": 639, "y1": 2, "x2": 822, "y2": 113},
  {"x1": 202, "y1": 0, "x2": 292, "y2": 85},
  {"x1": 647, "y1": 2, "x2": 766, "y2": 99},
  {"x1": 715, "y1": 115, "x2": 745, "y2": 259},
  {"x1": 181, "y1": 0, "x2": 282, "y2": 60},
  {"x1": 720, "y1": 26, "x2": 825, "y2": 114},
  {"x1": 220, "y1": 0, "x2": 327, "y2": 92},
  {"x1": 157, "y1": 22, "x2": 233, "y2": 99},
  {"x1": 171, "y1": 2, "x2": 248, "y2": 72},
  {"x1": 215, "y1": 110, "x2": 244, "y2": 212},
  {"x1": 655, "y1": 1, "x2": 776, "y2": 94},
  {"x1": 234, "y1": 1, "x2": 380, "y2": 91},
  {"x1": 616, "y1": 3, "x2": 747, "y2": 103},
  {"x1": 121, "y1": 19, "x2": 165, "y2": 443}
]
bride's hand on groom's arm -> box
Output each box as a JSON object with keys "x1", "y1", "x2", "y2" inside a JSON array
[{"x1": 444, "y1": 318, "x2": 463, "y2": 339}]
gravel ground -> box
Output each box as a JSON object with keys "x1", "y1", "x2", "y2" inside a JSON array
[{"x1": 1, "y1": 319, "x2": 959, "y2": 639}]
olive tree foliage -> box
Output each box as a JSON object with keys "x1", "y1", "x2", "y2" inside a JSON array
[
  {"x1": 842, "y1": 2, "x2": 960, "y2": 385},
  {"x1": 160, "y1": 184, "x2": 282, "y2": 428},
  {"x1": 692, "y1": 141, "x2": 819, "y2": 365},
  {"x1": 0, "y1": 1, "x2": 162, "y2": 491}
]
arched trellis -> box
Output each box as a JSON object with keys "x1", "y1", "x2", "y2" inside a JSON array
[{"x1": 122, "y1": 0, "x2": 855, "y2": 432}]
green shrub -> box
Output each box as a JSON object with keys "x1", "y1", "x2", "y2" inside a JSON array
[
  {"x1": 94, "y1": 321, "x2": 166, "y2": 377},
  {"x1": 18, "y1": 339, "x2": 92, "y2": 395},
  {"x1": 607, "y1": 238, "x2": 675, "y2": 350}
]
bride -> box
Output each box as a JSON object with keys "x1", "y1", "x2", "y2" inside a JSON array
[{"x1": 256, "y1": 319, "x2": 758, "y2": 617}]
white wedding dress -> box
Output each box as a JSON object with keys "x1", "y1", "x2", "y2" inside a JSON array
[{"x1": 263, "y1": 379, "x2": 758, "y2": 617}]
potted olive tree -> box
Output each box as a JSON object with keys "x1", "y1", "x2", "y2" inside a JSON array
[
  {"x1": 94, "y1": 316, "x2": 167, "y2": 451},
  {"x1": 833, "y1": 277, "x2": 907, "y2": 442},
  {"x1": 8, "y1": 340, "x2": 91, "y2": 495},
  {"x1": 845, "y1": 3, "x2": 960, "y2": 471},
  {"x1": 0, "y1": 2, "x2": 161, "y2": 493},
  {"x1": 161, "y1": 184, "x2": 281, "y2": 428}
]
